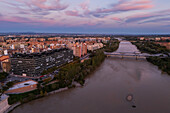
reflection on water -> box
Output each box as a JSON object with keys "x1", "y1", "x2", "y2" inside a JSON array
[
  {"x1": 115, "y1": 41, "x2": 140, "y2": 53},
  {"x1": 12, "y1": 41, "x2": 170, "y2": 113}
]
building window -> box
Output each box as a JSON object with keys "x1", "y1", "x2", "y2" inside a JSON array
[{"x1": 18, "y1": 61, "x2": 22, "y2": 63}]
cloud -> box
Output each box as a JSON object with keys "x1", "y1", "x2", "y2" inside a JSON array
[
  {"x1": 125, "y1": 9, "x2": 170, "y2": 23},
  {"x1": 80, "y1": 0, "x2": 90, "y2": 10},
  {"x1": 67, "y1": 0, "x2": 153, "y2": 18},
  {"x1": 140, "y1": 17, "x2": 170, "y2": 24},
  {"x1": 90, "y1": 0, "x2": 153, "y2": 17},
  {"x1": 0, "y1": 0, "x2": 68, "y2": 16},
  {"x1": 111, "y1": 17, "x2": 122, "y2": 21},
  {"x1": 163, "y1": 25, "x2": 170, "y2": 27},
  {"x1": 125, "y1": 14, "x2": 154, "y2": 23},
  {"x1": 0, "y1": 0, "x2": 169, "y2": 32},
  {"x1": 65, "y1": 10, "x2": 82, "y2": 17},
  {"x1": 65, "y1": 0, "x2": 91, "y2": 17},
  {"x1": 0, "y1": 15, "x2": 55, "y2": 26},
  {"x1": 30, "y1": 0, "x2": 68, "y2": 11}
]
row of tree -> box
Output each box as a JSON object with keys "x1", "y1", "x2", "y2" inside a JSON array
[
  {"x1": 132, "y1": 41, "x2": 170, "y2": 54},
  {"x1": 56, "y1": 49, "x2": 106, "y2": 86},
  {"x1": 0, "y1": 72, "x2": 8, "y2": 81}
]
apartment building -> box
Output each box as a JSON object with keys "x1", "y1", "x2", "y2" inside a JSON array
[{"x1": 11, "y1": 48, "x2": 74, "y2": 77}]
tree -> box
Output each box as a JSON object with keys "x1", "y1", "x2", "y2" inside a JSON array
[
  {"x1": 0, "y1": 88, "x2": 3, "y2": 99},
  {"x1": 51, "y1": 83, "x2": 57, "y2": 89},
  {"x1": 0, "y1": 86, "x2": 9, "y2": 99},
  {"x1": 0, "y1": 72, "x2": 8, "y2": 81},
  {"x1": 6, "y1": 82, "x2": 14, "y2": 88}
]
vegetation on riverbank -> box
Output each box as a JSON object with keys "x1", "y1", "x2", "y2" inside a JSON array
[
  {"x1": 147, "y1": 57, "x2": 170, "y2": 75},
  {"x1": 41, "y1": 57, "x2": 79, "y2": 75},
  {"x1": 104, "y1": 39, "x2": 120, "y2": 52},
  {"x1": 57, "y1": 49, "x2": 105, "y2": 86},
  {"x1": 132, "y1": 41, "x2": 170, "y2": 54},
  {"x1": 8, "y1": 89, "x2": 40, "y2": 105}
]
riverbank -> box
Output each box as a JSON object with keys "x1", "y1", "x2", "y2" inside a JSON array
[
  {"x1": 131, "y1": 41, "x2": 170, "y2": 75},
  {"x1": 5, "y1": 81, "x2": 84, "y2": 113},
  {"x1": 6, "y1": 70, "x2": 98, "y2": 113},
  {"x1": 4, "y1": 102, "x2": 20, "y2": 113}
]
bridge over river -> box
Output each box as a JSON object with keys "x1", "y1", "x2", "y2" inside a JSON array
[
  {"x1": 105, "y1": 40, "x2": 169, "y2": 59},
  {"x1": 105, "y1": 52, "x2": 168, "y2": 59}
]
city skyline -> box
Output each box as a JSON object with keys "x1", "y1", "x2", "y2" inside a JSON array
[{"x1": 0, "y1": 0, "x2": 170, "y2": 34}]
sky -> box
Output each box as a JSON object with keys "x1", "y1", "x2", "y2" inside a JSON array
[{"x1": 0, "y1": 0, "x2": 170, "y2": 34}]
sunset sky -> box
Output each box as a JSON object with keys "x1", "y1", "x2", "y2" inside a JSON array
[{"x1": 0, "y1": 0, "x2": 170, "y2": 34}]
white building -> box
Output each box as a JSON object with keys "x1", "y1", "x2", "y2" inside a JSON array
[
  {"x1": 87, "y1": 43, "x2": 103, "y2": 51},
  {"x1": 4, "y1": 50, "x2": 8, "y2": 55}
]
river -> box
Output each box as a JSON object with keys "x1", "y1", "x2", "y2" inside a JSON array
[{"x1": 12, "y1": 41, "x2": 170, "y2": 113}]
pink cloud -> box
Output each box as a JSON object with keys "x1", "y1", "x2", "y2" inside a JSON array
[
  {"x1": 125, "y1": 9, "x2": 170, "y2": 23},
  {"x1": 90, "y1": 0, "x2": 153, "y2": 17},
  {"x1": 133, "y1": 0, "x2": 151, "y2": 4},
  {"x1": 80, "y1": 0, "x2": 90, "y2": 10},
  {"x1": 117, "y1": 4, "x2": 153, "y2": 11},
  {"x1": 0, "y1": 16, "x2": 55, "y2": 26},
  {"x1": 0, "y1": 17, "x2": 30, "y2": 23},
  {"x1": 111, "y1": 17, "x2": 122, "y2": 21},
  {"x1": 3, "y1": 0, "x2": 68, "y2": 16},
  {"x1": 65, "y1": 10, "x2": 81, "y2": 17},
  {"x1": 64, "y1": 20, "x2": 102, "y2": 27},
  {"x1": 31, "y1": 0, "x2": 68, "y2": 10}
]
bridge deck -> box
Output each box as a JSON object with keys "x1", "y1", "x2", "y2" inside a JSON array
[{"x1": 105, "y1": 52, "x2": 168, "y2": 58}]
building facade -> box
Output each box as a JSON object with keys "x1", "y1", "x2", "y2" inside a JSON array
[
  {"x1": 0, "y1": 55, "x2": 11, "y2": 73},
  {"x1": 11, "y1": 48, "x2": 74, "y2": 77},
  {"x1": 87, "y1": 43, "x2": 103, "y2": 51},
  {"x1": 72, "y1": 43, "x2": 87, "y2": 57}
]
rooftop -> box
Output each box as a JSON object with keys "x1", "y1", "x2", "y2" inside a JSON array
[
  {"x1": 0, "y1": 55, "x2": 9, "y2": 62},
  {"x1": 7, "y1": 80, "x2": 37, "y2": 91},
  {"x1": 11, "y1": 48, "x2": 71, "y2": 58}
]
